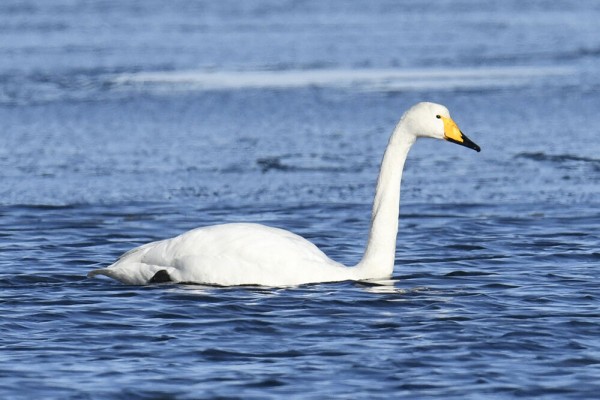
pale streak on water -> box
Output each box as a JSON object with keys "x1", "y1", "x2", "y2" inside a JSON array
[{"x1": 1, "y1": 1, "x2": 600, "y2": 398}]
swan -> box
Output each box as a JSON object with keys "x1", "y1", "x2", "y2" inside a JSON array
[{"x1": 88, "y1": 102, "x2": 480, "y2": 286}]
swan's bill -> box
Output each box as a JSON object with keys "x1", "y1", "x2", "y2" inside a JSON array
[{"x1": 440, "y1": 115, "x2": 481, "y2": 152}]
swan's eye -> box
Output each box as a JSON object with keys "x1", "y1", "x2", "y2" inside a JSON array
[{"x1": 436, "y1": 115, "x2": 441, "y2": 119}]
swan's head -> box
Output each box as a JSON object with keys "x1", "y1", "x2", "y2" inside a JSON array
[{"x1": 403, "y1": 102, "x2": 481, "y2": 152}]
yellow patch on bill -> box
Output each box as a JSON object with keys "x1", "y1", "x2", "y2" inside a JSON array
[{"x1": 441, "y1": 116, "x2": 463, "y2": 142}]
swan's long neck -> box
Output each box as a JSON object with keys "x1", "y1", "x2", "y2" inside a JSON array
[{"x1": 355, "y1": 121, "x2": 415, "y2": 279}]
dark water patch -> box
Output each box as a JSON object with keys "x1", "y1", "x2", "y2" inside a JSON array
[
  {"x1": 444, "y1": 244, "x2": 487, "y2": 251},
  {"x1": 560, "y1": 357, "x2": 600, "y2": 367},
  {"x1": 476, "y1": 280, "x2": 518, "y2": 289},
  {"x1": 257, "y1": 156, "x2": 294, "y2": 172},
  {"x1": 256, "y1": 155, "x2": 358, "y2": 173},
  {"x1": 445, "y1": 270, "x2": 495, "y2": 277},
  {"x1": 0, "y1": 273, "x2": 87, "y2": 286},
  {"x1": 515, "y1": 152, "x2": 600, "y2": 171},
  {"x1": 244, "y1": 378, "x2": 287, "y2": 388},
  {"x1": 198, "y1": 348, "x2": 305, "y2": 362}
]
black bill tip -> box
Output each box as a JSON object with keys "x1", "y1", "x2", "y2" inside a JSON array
[{"x1": 448, "y1": 132, "x2": 481, "y2": 152}]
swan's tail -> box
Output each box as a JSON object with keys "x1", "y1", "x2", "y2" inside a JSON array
[
  {"x1": 87, "y1": 268, "x2": 103, "y2": 279},
  {"x1": 87, "y1": 266, "x2": 147, "y2": 285},
  {"x1": 87, "y1": 268, "x2": 128, "y2": 282},
  {"x1": 87, "y1": 264, "x2": 173, "y2": 285}
]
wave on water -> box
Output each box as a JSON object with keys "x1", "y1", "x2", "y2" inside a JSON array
[
  {"x1": 0, "y1": 65, "x2": 579, "y2": 106},
  {"x1": 112, "y1": 65, "x2": 574, "y2": 92}
]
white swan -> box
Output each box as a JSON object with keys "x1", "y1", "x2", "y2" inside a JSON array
[{"x1": 88, "y1": 102, "x2": 480, "y2": 286}]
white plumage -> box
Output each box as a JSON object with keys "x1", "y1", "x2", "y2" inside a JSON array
[{"x1": 88, "y1": 102, "x2": 480, "y2": 286}]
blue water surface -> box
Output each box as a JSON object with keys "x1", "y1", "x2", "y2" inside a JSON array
[{"x1": 1, "y1": 1, "x2": 600, "y2": 398}]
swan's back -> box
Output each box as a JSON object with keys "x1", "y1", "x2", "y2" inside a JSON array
[{"x1": 89, "y1": 223, "x2": 350, "y2": 286}]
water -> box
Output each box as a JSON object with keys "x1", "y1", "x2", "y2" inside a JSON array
[{"x1": 1, "y1": 0, "x2": 600, "y2": 398}]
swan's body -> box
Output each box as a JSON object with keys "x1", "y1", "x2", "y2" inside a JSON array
[{"x1": 89, "y1": 102, "x2": 480, "y2": 286}]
